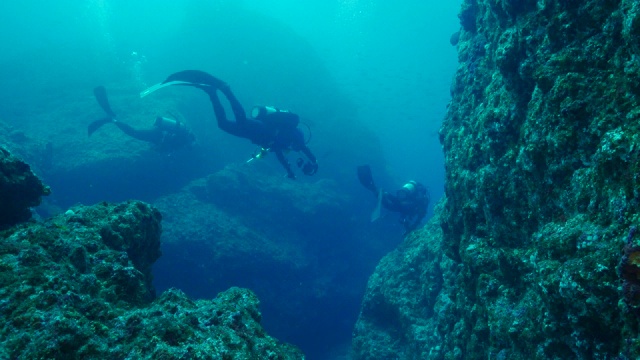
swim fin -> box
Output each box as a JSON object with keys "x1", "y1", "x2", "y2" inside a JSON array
[
  {"x1": 370, "y1": 188, "x2": 383, "y2": 222},
  {"x1": 357, "y1": 165, "x2": 378, "y2": 193},
  {"x1": 165, "y1": 70, "x2": 228, "y2": 88},
  {"x1": 93, "y1": 86, "x2": 117, "y2": 118},
  {"x1": 140, "y1": 70, "x2": 228, "y2": 98},
  {"x1": 88, "y1": 117, "x2": 113, "y2": 136}
]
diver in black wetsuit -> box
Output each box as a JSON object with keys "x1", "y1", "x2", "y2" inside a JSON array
[
  {"x1": 208, "y1": 83, "x2": 317, "y2": 179},
  {"x1": 88, "y1": 86, "x2": 195, "y2": 152},
  {"x1": 143, "y1": 70, "x2": 318, "y2": 179},
  {"x1": 357, "y1": 165, "x2": 430, "y2": 233}
]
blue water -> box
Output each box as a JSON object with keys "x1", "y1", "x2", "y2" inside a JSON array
[{"x1": 0, "y1": 1, "x2": 461, "y2": 358}]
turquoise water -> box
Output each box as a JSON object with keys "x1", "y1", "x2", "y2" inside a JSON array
[
  {"x1": 0, "y1": 1, "x2": 461, "y2": 358},
  {"x1": 0, "y1": 0, "x2": 459, "y2": 203}
]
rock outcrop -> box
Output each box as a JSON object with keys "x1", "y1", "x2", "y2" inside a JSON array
[
  {"x1": 0, "y1": 146, "x2": 50, "y2": 228},
  {"x1": 0, "y1": 200, "x2": 303, "y2": 359},
  {"x1": 154, "y1": 163, "x2": 399, "y2": 356},
  {"x1": 353, "y1": 1, "x2": 640, "y2": 359}
]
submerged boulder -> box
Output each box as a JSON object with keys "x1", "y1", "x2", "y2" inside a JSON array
[
  {"x1": 0, "y1": 200, "x2": 303, "y2": 359},
  {"x1": 0, "y1": 145, "x2": 50, "y2": 228}
]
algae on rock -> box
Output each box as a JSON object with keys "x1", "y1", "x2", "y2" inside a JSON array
[{"x1": 354, "y1": 0, "x2": 640, "y2": 358}]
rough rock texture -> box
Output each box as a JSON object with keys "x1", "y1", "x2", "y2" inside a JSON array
[
  {"x1": 0, "y1": 200, "x2": 303, "y2": 359},
  {"x1": 353, "y1": 0, "x2": 640, "y2": 359},
  {"x1": 352, "y1": 203, "x2": 448, "y2": 359},
  {"x1": 154, "y1": 163, "x2": 399, "y2": 357},
  {"x1": 0, "y1": 145, "x2": 50, "y2": 228}
]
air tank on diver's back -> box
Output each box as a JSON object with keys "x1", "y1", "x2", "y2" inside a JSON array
[{"x1": 154, "y1": 117, "x2": 187, "y2": 134}]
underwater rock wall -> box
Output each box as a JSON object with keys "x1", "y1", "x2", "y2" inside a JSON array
[
  {"x1": 354, "y1": 0, "x2": 640, "y2": 359},
  {"x1": 0, "y1": 159, "x2": 303, "y2": 358},
  {"x1": 352, "y1": 205, "x2": 449, "y2": 359},
  {"x1": 153, "y1": 163, "x2": 397, "y2": 356},
  {"x1": 0, "y1": 145, "x2": 50, "y2": 228}
]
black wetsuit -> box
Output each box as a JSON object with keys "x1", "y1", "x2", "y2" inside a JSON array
[
  {"x1": 205, "y1": 86, "x2": 317, "y2": 178},
  {"x1": 89, "y1": 85, "x2": 195, "y2": 152},
  {"x1": 110, "y1": 120, "x2": 195, "y2": 152},
  {"x1": 357, "y1": 165, "x2": 429, "y2": 232},
  {"x1": 380, "y1": 186, "x2": 429, "y2": 232}
]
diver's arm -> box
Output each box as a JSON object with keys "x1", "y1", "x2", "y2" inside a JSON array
[
  {"x1": 300, "y1": 145, "x2": 317, "y2": 164},
  {"x1": 275, "y1": 149, "x2": 295, "y2": 179},
  {"x1": 298, "y1": 145, "x2": 318, "y2": 175},
  {"x1": 381, "y1": 192, "x2": 401, "y2": 212}
]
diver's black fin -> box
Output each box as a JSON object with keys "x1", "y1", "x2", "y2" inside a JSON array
[
  {"x1": 164, "y1": 70, "x2": 228, "y2": 88},
  {"x1": 87, "y1": 117, "x2": 113, "y2": 136},
  {"x1": 140, "y1": 70, "x2": 228, "y2": 98},
  {"x1": 357, "y1": 165, "x2": 377, "y2": 193},
  {"x1": 370, "y1": 188, "x2": 383, "y2": 222},
  {"x1": 93, "y1": 86, "x2": 117, "y2": 118}
]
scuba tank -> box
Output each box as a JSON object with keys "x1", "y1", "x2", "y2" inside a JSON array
[
  {"x1": 251, "y1": 105, "x2": 299, "y2": 128},
  {"x1": 154, "y1": 116, "x2": 188, "y2": 134}
]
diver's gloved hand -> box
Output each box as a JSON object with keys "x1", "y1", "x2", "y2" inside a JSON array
[
  {"x1": 287, "y1": 171, "x2": 296, "y2": 180},
  {"x1": 302, "y1": 161, "x2": 318, "y2": 176}
]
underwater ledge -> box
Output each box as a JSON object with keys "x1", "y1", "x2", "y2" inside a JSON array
[{"x1": 0, "y1": 145, "x2": 304, "y2": 359}]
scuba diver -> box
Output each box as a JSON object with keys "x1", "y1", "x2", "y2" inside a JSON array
[
  {"x1": 357, "y1": 165, "x2": 430, "y2": 233},
  {"x1": 139, "y1": 70, "x2": 318, "y2": 179},
  {"x1": 88, "y1": 86, "x2": 195, "y2": 152}
]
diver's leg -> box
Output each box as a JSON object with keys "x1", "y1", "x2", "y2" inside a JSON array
[
  {"x1": 218, "y1": 86, "x2": 248, "y2": 126},
  {"x1": 113, "y1": 122, "x2": 163, "y2": 143},
  {"x1": 206, "y1": 89, "x2": 246, "y2": 137},
  {"x1": 88, "y1": 117, "x2": 114, "y2": 136}
]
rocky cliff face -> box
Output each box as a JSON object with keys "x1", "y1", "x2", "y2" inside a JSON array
[
  {"x1": 354, "y1": 0, "x2": 640, "y2": 359},
  {"x1": 0, "y1": 145, "x2": 303, "y2": 359},
  {"x1": 0, "y1": 146, "x2": 50, "y2": 228}
]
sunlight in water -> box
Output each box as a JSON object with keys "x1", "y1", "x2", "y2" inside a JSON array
[
  {"x1": 87, "y1": 0, "x2": 115, "y2": 56},
  {"x1": 88, "y1": 0, "x2": 148, "y2": 88},
  {"x1": 130, "y1": 51, "x2": 148, "y2": 89},
  {"x1": 334, "y1": 0, "x2": 375, "y2": 36}
]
